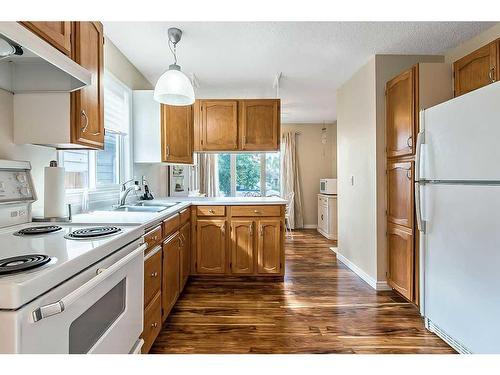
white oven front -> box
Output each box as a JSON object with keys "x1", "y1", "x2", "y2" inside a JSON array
[{"x1": 0, "y1": 240, "x2": 145, "y2": 354}]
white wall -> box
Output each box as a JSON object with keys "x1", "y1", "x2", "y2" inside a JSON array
[
  {"x1": 444, "y1": 23, "x2": 500, "y2": 63},
  {"x1": 0, "y1": 89, "x2": 57, "y2": 215},
  {"x1": 282, "y1": 123, "x2": 336, "y2": 228}
]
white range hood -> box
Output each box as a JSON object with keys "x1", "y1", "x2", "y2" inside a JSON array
[{"x1": 0, "y1": 22, "x2": 91, "y2": 93}]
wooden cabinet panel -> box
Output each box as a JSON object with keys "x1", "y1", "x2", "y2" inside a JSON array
[
  {"x1": 179, "y1": 222, "x2": 191, "y2": 291},
  {"x1": 163, "y1": 214, "x2": 180, "y2": 238},
  {"x1": 240, "y1": 99, "x2": 280, "y2": 151},
  {"x1": 20, "y1": 21, "x2": 72, "y2": 56},
  {"x1": 144, "y1": 225, "x2": 162, "y2": 253},
  {"x1": 257, "y1": 219, "x2": 281, "y2": 274},
  {"x1": 196, "y1": 219, "x2": 226, "y2": 274},
  {"x1": 144, "y1": 248, "x2": 162, "y2": 307},
  {"x1": 231, "y1": 220, "x2": 254, "y2": 274},
  {"x1": 70, "y1": 22, "x2": 104, "y2": 149},
  {"x1": 162, "y1": 234, "x2": 180, "y2": 321},
  {"x1": 141, "y1": 291, "x2": 161, "y2": 353},
  {"x1": 179, "y1": 208, "x2": 190, "y2": 225},
  {"x1": 386, "y1": 67, "x2": 415, "y2": 158},
  {"x1": 196, "y1": 205, "x2": 225, "y2": 217},
  {"x1": 387, "y1": 161, "x2": 414, "y2": 229},
  {"x1": 161, "y1": 104, "x2": 194, "y2": 164},
  {"x1": 387, "y1": 224, "x2": 414, "y2": 301},
  {"x1": 200, "y1": 100, "x2": 238, "y2": 151},
  {"x1": 230, "y1": 205, "x2": 281, "y2": 217},
  {"x1": 454, "y1": 41, "x2": 498, "y2": 97}
]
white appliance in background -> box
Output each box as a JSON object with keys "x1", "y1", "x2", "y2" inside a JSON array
[
  {"x1": 0, "y1": 160, "x2": 145, "y2": 354},
  {"x1": 317, "y1": 194, "x2": 337, "y2": 240},
  {"x1": 320, "y1": 178, "x2": 337, "y2": 195},
  {"x1": 416, "y1": 81, "x2": 500, "y2": 354},
  {"x1": 169, "y1": 164, "x2": 191, "y2": 197}
]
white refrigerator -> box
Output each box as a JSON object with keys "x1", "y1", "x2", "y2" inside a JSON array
[{"x1": 416, "y1": 81, "x2": 500, "y2": 354}]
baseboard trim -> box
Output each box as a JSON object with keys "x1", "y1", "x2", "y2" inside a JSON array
[
  {"x1": 329, "y1": 247, "x2": 392, "y2": 291},
  {"x1": 302, "y1": 224, "x2": 317, "y2": 229},
  {"x1": 317, "y1": 228, "x2": 337, "y2": 240}
]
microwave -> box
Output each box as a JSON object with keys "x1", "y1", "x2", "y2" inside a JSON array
[{"x1": 320, "y1": 178, "x2": 337, "y2": 195}]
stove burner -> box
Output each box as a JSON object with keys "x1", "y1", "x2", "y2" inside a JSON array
[
  {"x1": 66, "y1": 226, "x2": 122, "y2": 240},
  {"x1": 0, "y1": 254, "x2": 51, "y2": 275},
  {"x1": 14, "y1": 225, "x2": 63, "y2": 236}
]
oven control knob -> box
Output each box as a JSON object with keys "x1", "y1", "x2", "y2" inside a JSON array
[
  {"x1": 19, "y1": 187, "x2": 30, "y2": 196},
  {"x1": 16, "y1": 173, "x2": 27, "y2": 183}
]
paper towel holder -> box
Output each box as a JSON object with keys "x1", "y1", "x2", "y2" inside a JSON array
[{"x1": 33, "y1": 203, "x2": 72, "y2": 223}]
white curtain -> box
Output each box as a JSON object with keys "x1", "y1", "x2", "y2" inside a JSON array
[
  {"x1": 198, "y1": 153, "x2": 219, "y2": 197},
  {"x1": 281, "y1": 132, "x2": 304, "y2": 229}
]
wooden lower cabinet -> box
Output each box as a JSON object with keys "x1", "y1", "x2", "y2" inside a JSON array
[
  {"x1": 387, "y1": 224, "x2": 414, "y2": 301},
  {"x1": 231, "y1": 220, "x2": 255, "y2": 274},
  {"x1": 142, "y1": 291, "x2": 162, "y2": 353},
  {"x1": 196, "y1": 219, "x2": 227, "y2": 274},
  {"x1": 162, "y1": 234, "x2": 180, "y2": 321},
  {"x1": 257, "y1": 219, "x2": 282, "y2": 274},
  {"x1": 179, "y1": 222, "x2": 191, "y2": 291}
]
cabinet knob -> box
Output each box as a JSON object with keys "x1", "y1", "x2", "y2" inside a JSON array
[
  {"x1": 151, "y1": 322, "x2": 158, "y2": 328},
  {"x1": 254, "y1": 210, "x2": 260, "y2": 214},
  {"x1": 209, "y1": 209, "x2": 215, "y2": 214},
  {"x1": 150, "y1": 272, "x2": 158, "y2": 278}
]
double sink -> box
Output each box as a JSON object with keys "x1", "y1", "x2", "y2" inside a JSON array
[{"x1": 112, "y1": 201, "x2": 181, "y2": 213}]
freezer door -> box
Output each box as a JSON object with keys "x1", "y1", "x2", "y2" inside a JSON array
[
  {"x1": 420, "y1": 81, "x2": 500, "y2": 181},
  {"x1": 421, "y1": 183, "x2": 500, "y2": 353}
]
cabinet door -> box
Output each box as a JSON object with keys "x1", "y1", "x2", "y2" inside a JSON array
[
  {"x1": 71, "y1": 22, "x2": 104, "y2": 149},
  {"x1": 240, "y1": 99, "x2": 280, "y2": 151},
  {"x1": 196, "y1": 219, "x2": 226, "y2": 274},
  {"x1": 454, "y1": 41, "x2": 498, "y2": 97},
  {"x1": 386, "y1": 67, "x2": 415, "y2": 158},
  {"x1": 257, "y1": 219, "x2": 281, "y2": 274},
  {"x1": 231, "y1": 220, "x2": 255, "y2": 274},
  {"x1": 161, "y1": 104, "x2": 193, "y2": 164},
  {"x1": 20, "y1": 21, "x2": 72, "y2": 56},
  {"x1": 318, "y1": 204, "x2": 328, "y2": 233},
  {"x1": 162, "y1": 234, "x2": 180, "y2": 321},
  {"x1": 200, "y1": 100, "x2": 238, "y2": 151},
  {"x1": 387, "y1": 161, "x2": 414, "y2": 229},
  {"x1": 387, "y1": 224, "x2": 414, "y2": 301},
  {"x1": 179, "y1": 222, "x2": 191, "y2": 291}
]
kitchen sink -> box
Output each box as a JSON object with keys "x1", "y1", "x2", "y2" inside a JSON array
[
  {"x1": 134, "y1": 201, "x2": 180, "y2": 208},
  {"x1": 112, "y1": 205, "x2": 168, "y2": 213}
]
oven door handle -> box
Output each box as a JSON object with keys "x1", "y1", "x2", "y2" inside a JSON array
[{"x1": 32, "y1": 243, "x2": 147, "y2": 323}]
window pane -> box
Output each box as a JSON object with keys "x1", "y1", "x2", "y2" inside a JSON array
[
  {"x1": 217, "y1": 154, "x2": 231, "y2": 197},
  {"x1": 96, "y1": 133, "x2": 119, "y2": 185},
  {"x1": 265, "y1": 152, "x2": 281, "y2": 196},
  {"x1": 236, "y1": 154, "x2": 261, "y2": 197},
  {"x1": 62, "y1": 151, "x2": 89, "y2": 189}
]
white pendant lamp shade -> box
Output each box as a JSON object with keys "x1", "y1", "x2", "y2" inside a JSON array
[
  {"x1": 154, "y1": 27, "x2": 195, "y2": 106},
  {"x1": 154, "y1": 65, "x2": 195, "y2": 106}
]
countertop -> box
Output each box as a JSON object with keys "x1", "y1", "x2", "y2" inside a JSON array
[{"x1": 71, "y1": 197, "x2": 287, "y2": 232}]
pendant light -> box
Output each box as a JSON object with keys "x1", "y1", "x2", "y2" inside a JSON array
[{"x1": 154, "y1": 27, "x2": 195, "y2": 106}]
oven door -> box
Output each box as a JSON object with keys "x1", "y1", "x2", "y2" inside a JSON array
[{"x1": 18, "y1": 240, "x2": 145, "y2": 354}]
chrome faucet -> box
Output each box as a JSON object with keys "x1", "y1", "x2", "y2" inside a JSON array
[{"x1": 119, "y1": 179, "x2": 141, "y2": 206}]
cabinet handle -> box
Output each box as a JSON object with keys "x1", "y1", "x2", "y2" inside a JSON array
[
  {"x1": 249, "y1": 224, "x2": 253, "y2": 236},
  {"x1": 221, "y1": 223, "x2": 226, "y2": 236},
  {"x1": 407, "y1": 136, "x2": 413, "y2": 148},
  {"x1": 321, "y1": 214, "x2": 323, "y2": 220},
  {"x1": 489, "y1": 67, "x2": 496, "y2": 83},
  {"x1": 259, "y1": 225, "x2": 263, "y2": 237},
  {"x1": 151, "y1": 322, "x2": 158, "y2": 329},
  {"x1": 406, "y1": 169, "x2": 412, "y2": 180},
  {"x1": 81, "y1": 110, "x2": 89, "y2": 133},
  {"x1": 150, "y1": 272, "x2": 158, "y2": 278},
  {"x1": 254, "y1": 210, "x2": 260, "y2": 214},
  {"x1": 165, "y1": 145, "x2": 170, "y2": 158}
]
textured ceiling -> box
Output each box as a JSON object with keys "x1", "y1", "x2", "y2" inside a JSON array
[{"x1": 103, "y1": 22, "x2": 495, "y2": 123}]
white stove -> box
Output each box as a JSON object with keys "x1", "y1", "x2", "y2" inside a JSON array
[{"x1": 0, "y1": 160, "x2": 145, "y2": 354}]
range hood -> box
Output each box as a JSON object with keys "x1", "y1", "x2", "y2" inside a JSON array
[{"x1": 0, "y1": 22, "x2": 91, "y2": 93}]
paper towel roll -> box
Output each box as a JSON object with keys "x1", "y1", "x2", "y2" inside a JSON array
[{"x1": 44, "y1": 162, "x2": 66, "y2": 218}]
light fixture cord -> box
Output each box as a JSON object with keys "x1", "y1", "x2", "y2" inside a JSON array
[{"x1": 168, "y1": 40, "x2": 177, "y2": 65}]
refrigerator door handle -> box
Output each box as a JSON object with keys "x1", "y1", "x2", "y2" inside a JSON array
[
  {"x1": 415, "y1": 110, "x2": 426, "y2": 182},
  {"x1": 415, "y1": 182, "x2": 426, "y2": 233}
]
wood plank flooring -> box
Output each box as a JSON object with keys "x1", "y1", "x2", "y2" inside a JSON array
[{"x1": 150, "y1": 230, "x2": 454, "y2": 354}]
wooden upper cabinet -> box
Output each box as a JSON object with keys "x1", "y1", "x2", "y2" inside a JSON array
[
  {"x1": 162, "y1": 234, "x2": 180, "y2": 321},
  {"x1": 387, "y1": 224, "x2": 414, "y2": 301},
  {"x1": 70, "y1": 22, "x2": 104, "y2": 149},
  {"x1": 387, "y1": 161, "x2": 414, "y2": 229},
  {"x1": 231, "y1": 220, "x2": 255, "y2": 274},
  {"x1": 257, "y1": 219, "x2": 281, "y2": 274},
  {"x1": 386, "y1": 67, "x2": 415, "y2": 158},
  {"x1": 240, "y1": 99, "x2": 280, "y2": 151},
  {"x1": 200, "y1": 100, "x2": 239, "y2": 151},
  {"x1": 196, "y1": 219, "x2": 227, "y2": 274},
  {"x1": 20, "y1": 21, "x2": 72, "y2": 56},
  {"x1": 453, "y1": 41, "x2": 499, "y2": 97},
  {"x1": 161, "y1": 104, "x2": 194, "y2": 164}
]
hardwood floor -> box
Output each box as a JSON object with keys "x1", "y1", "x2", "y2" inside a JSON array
[{"x1": 150, "y1": 230, "x2": 454, "y2": 354}]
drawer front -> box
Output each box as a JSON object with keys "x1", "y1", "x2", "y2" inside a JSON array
[
  {"x1": 196, "y1": 205, "x2": 226, "y2": 216},
  {"x1": 179, "y1": 208, "x2": 190, "y2": 225},
  {"x1": 142, "y1": 291, "x2": 162, "y2": 353},
  {"x1": 231, "y1": 205, "x2": 281, "y2": 217},
  {"x1": 163, "y1": 214, "x2": 180, "y2": 237},
  {"x1": 144, "y1": 247, "x2": 162, "y2": 307},
  {"x1": 144, "y1": 225, "x2": 162, "y2": 253}
]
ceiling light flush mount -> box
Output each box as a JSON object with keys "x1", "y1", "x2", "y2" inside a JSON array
[{"x1": 154, "y1": 27, "x2": 195, "y2": 106}]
